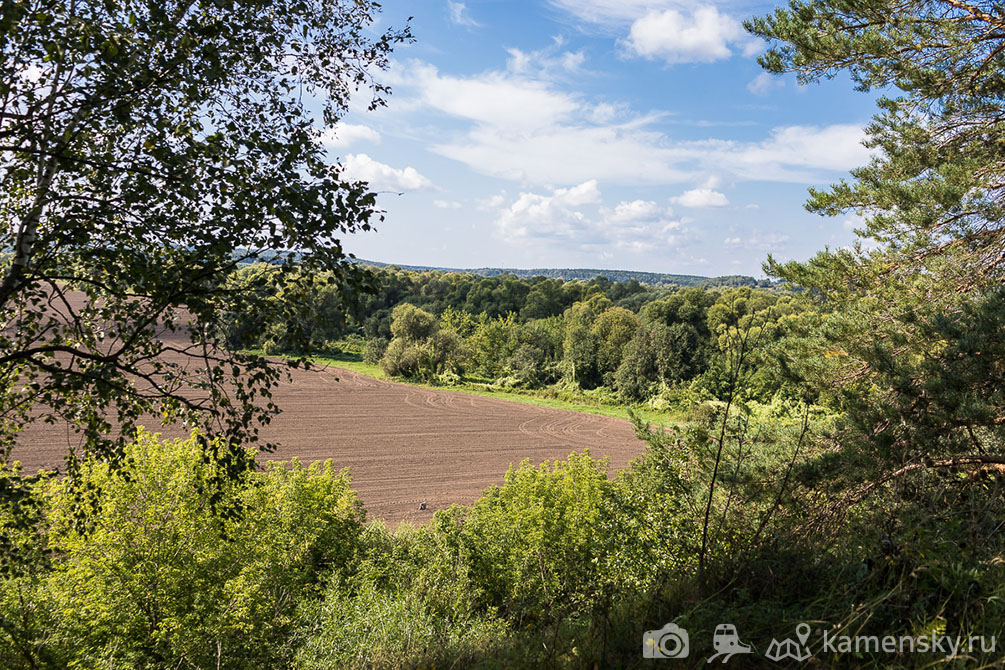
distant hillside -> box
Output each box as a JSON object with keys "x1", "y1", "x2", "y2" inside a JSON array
[
  {"x1": 356, "y1": 259, "x2": 769, "y2": 288},
  {"x1": 236, "y1": 251, "x2": 772, "y2": 288}
]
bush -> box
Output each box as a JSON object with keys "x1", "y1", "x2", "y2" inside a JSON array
[
  {"x1": 390, "y1": 303, "x2": 438, "y2": 342},
  {"x1": 434, "y1": 452, "x2": 617, "y2": 624},
  {"x1": 0, "y1": 430, "x2": 365, "y2": 670},
  {"x1": 381, "y1": 337, "x2": 419, "y2": 377},
  {"x1": 294, "y1": 524, "x2": 506, "y2": 669},
  {"x1": 362, "y1": 336, "x2": 388, "y2": 365}
]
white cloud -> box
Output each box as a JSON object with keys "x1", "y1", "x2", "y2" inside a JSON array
[
  {"x1": 433, "y1": 118, "x2": 868, "y2": 186},
  {"x1": 700, "y1": 174, "x2": 722, "y2": 189},
  {"x1": 546, "y1": 0, "x2": 677, "y2": 25},
  {"x1": 588, "y1": 102, "x2": 626, "y2": 123},
  {"x1": 476, "y1": 193, "x2": 507, "y2": 211},
  {"x1": 447, "y1": 1, "x2": 480, "y2": 27},
  {"x1": 624, "y1": 7, "x2": 751, "y2": 64},
  {"x1": 606, "y1": 199, "x2": 664, "y2": 222},
  {"x1": 746, "y1": 231, "x2": 790, "y2": 251},
  {"x1": 718, "y1": 124, "x2": 871, "y2": 179},
  {"x1": 433, "y1": 122, "x2": 694, "y2": 185},
  {"x1": 319, "y1": 123, "x2": 381, "y2": 149},
  {"x1": 601, "y1": 199, "x2": 686, "y2": 251},
  {"x1": 386, "y1": 60, "x2": 870, "y2": 188},
  {"x1": 497, "y1": 180, "x2": 602, "y2": 242},
  {"x1": 389, "y1": 61, "x2": 579, "y2": 131},
  {"x1": 548, "y1": 1, "x2": 761, "y2": 64},
  {"x1": 506, "y1": 46, "x2": 586, "y2": 79},
  {"x1": 722, "y1": 231, "x2": 788, "y2": 250},
  {"x1": 342, "y1": 154, "x2": 434, "y2": 192},
  {"x1": 433, "y1": 199, "x2": 463, "y2": 209},
  {"x1": 747, "y1": 72, "x2": 784, "y2": 96},
  {"x1": 672, "y1": 188, "x2": 730, "y2": 207},
  {"x1": 495, "y1": 181, "x2": 685, "y2": 252}
]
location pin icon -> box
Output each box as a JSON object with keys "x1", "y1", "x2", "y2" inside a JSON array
[{"x1": 796, "y1": 623, "x2": 810, "y2": 646}]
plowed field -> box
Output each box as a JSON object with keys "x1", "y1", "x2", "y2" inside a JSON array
[{"x1": 13, "y1": 350, "x2": 646, "y2": 524}]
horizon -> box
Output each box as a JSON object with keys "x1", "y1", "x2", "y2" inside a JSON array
[{"x1": 355, "y1": 255, "x2": 763, "y2": 281}]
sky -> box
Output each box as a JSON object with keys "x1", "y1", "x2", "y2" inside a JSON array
[{"x1": 325, "y1": 0, "x2": 880, "y2": 278}]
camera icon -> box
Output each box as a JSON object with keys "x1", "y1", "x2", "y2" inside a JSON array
[{"x1": 642, "y1": 622, "x2": 690, "y2": 658}]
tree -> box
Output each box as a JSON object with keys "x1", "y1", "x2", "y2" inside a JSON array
[
  {"x1": 590, "y1": 307, "x2": 639, "y2": 384},
  {"x1": 614, "y1": 331, "x2": 657, "y2": 400},
  {"x1": 390, "y1": 304, "x2": 438, "y2": 343},
  {"x1": 470, "y1": 313, "x2": 516, "y2": 379},
  {"x1": 748, "y1": 0, "x2": 1005, "y2": 486},
  {"x1": 521, "y1": 278, "x2": 566, "y2": 320},
  {"x1": 748, "y1": 0, "x2": 1005, "y2": 284},
  {"x1": 0, "y1": 0, "x2": 411, "y2": 467}
]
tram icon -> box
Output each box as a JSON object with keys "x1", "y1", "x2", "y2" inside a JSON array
[{"x1": 707, "y1": 624, "x2": 754, "y2": 663}]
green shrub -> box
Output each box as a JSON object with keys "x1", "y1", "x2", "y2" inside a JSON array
[
  {"x1": 435, "y1": 452, "x2": 616, "y2": 625},
  {"x1": 380, "y1": 337, "x2": 419, "y2": 377},
  {"x1": 362, "y1": 336, "x2": 388, "y2": 365},
  {"x1": 0, "y1": 430, "x2": 365, "y2": 670},
  {"x1": 295, "y1": 523, "x2": 506, "y2": 669}
]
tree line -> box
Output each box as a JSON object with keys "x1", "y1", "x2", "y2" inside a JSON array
[{"x1": 221, "y1": 265, "x2": 805, "y2": 407}]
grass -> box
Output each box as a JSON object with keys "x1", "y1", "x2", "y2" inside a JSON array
[{"x1": 256, "y1": 350, "x2": 680, "y2": 427}]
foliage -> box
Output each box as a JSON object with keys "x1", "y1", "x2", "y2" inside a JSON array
[
  {"x1": 389, "y1": 303, "x2": 438, "y2": 342},
  {"x1": 234, "y1": 265, "x2": 807, "y2": 412},
  {"x1": 11, "y1": 1, "x2": 1005, "y2": 666},
  {"x1": 437, "y1": 453, "x2": 617, "y2": 624},
  {"x1": 0, "y1": 0, "x2": 410, "y2": 466},
  {"x1": 0, "y1": 430, "x2": 365, "y2": 669},
  {"x1": 751, "y1": 0, "x2": 1005, "y2": 514},
  {"x1": 749, "y1": 0, "x2": 1005, "y2": 284},
  {"x1": 381, "y1": 304, "x2": 468, "y2": 380},
  {"x1": 591, "y1": 306, "x2": 639, "y2": 385}
]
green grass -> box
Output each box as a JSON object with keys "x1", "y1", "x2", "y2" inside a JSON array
[{"x1": 257, "y1": 350, "x2": 679, "y2": 427}]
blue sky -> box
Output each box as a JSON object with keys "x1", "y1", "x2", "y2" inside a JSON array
[{"x1": 326, "y1": 0, "x2": 879, "y2": 277}]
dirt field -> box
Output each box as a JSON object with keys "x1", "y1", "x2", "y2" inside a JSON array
[{"x1": 12, "y1": 358, "x2": 646, "y2": 524}]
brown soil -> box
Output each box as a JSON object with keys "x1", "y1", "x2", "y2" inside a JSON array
[{"x1": 12, "y1": 357, "x2": 646, "y2": 525}]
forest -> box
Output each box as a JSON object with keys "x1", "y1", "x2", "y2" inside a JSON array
[
  {"x1": 3, "y1": 0, "x2": 1005, "y2": 667},
  {"x1": 221, "y1": 265, "x2": 803, "y2": 413}
]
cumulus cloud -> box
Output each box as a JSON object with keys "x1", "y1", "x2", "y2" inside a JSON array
[
  {"x1": 547, "y1": 1, "x2": 759, "y2": 64},
  {"x1": 448, "y1": 1, "x2": 480, "y2": 27},
  {"x1": 495, "y1": 181, "x2": 685, "y2": 252},
  {"x1": 672, "y1": 187, "x2": 730, "y2": 207},
  {"x1": 496, "y1": 180, "x2": 602, "y2": 242},
  {"x1": 342, "y1": 154, "x2": 434, "y2": 192},
  {"x1": 319, "y1": 122, "x2": 381, "y2": 149},
  {"x1": 624, "y1": 7, "x2": 755, "y2": 64},
  {"x1": 433, "y1": 199, "x2": 463, "y2": 209}
]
